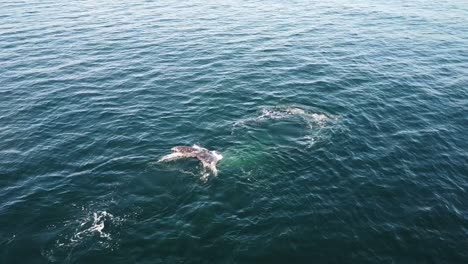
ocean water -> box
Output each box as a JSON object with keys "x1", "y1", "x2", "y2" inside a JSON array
[{"x1": 1, "y1": 0, "x2": 468, "y2": 263}]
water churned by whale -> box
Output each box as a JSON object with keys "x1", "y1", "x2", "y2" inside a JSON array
[
  {"x1": 158, "y1": 145, "x2": 223, "y2": 176},
  {"x1": 233, "y1": 106, "x2": 335, "y2": 128},
  {"x1": 158, "y1": 107, "x2": 337, "y2": 177}
]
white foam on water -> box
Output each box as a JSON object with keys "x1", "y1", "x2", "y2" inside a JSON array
[
  {"x1": 73, "y1": 211, "x2": 113, "y2": 241},
  {"x1": 200, "y1": 172, "x2": 211, "y2": 182},
  {"x1": 232, "y1": 106, "x2": 340, "y2": 147},
  {"x1": 42, "y1": 204, "x2": 140, "y2": 262},
  {"x1": 178, "y1": 168, "x2": 213, "y2": 183},
  {"x1": 259, "y1": 108, "x2": 291, "y2": 120},
  {"x1": 233, "y1": 106, "x2": 336, "y2": 128}
]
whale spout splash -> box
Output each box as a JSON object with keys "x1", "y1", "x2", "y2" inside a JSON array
[{"x1": 158, "y1": 145, "x2": 223, "y2": 176}]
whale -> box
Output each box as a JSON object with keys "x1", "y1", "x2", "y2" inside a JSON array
[{"x1": 158, "y1": 145, "x2": 223, "y2": 175}]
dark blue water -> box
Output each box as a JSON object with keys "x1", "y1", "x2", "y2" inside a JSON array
[{"x1": 1, "y1": 0, "x2": 468, "y2": 263}]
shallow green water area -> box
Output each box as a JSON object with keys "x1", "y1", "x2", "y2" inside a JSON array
[{"x1": 1, "y1": 0, "x2": 468, "y2": 263}]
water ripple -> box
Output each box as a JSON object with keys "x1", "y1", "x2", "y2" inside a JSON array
[{"x1": 1, "y1": 0, "x2": 468, "y2": 263}]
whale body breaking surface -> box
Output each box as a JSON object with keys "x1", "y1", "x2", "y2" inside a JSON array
[{"x1": 158, "y1": 145, "x2": 223, "y2": 175}]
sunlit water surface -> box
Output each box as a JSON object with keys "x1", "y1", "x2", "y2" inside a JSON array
[{"x1": 1, "y1": 0, "x2": 468, "y2": 263}]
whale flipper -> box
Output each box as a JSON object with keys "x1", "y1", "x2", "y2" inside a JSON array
[{"x1": 158, "y1": 152, "x2": 187, "y2": 162}]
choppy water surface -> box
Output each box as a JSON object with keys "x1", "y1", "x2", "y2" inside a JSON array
[{"x1": 1, "y1": 0, "x2": 468, "y2": 263}]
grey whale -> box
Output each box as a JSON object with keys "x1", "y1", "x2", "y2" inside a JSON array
[{"x1": 158, "y1": 145, "x2": 223, "y2": 175}]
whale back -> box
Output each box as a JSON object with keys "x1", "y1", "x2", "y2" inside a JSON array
[
  {"x1": 171, "y1": 146, "x2": 222, "y2": 164},
  {"x1": 172, "y1": 146, "x2": 197, "y2": 154}
]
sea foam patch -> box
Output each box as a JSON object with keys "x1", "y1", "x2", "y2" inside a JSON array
[
  {"x1": 232, "y1": 106, "x2": 339, "y2": 147},
  {"x1": 72, "y1": 211, "x2": 114, "y2": 241},
  {"x1": 42, "y1": 203, "x2": 138, "y2": 263},
  {"x1": 233, "y1": 106, "x2": 337, "y2": 128}
]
